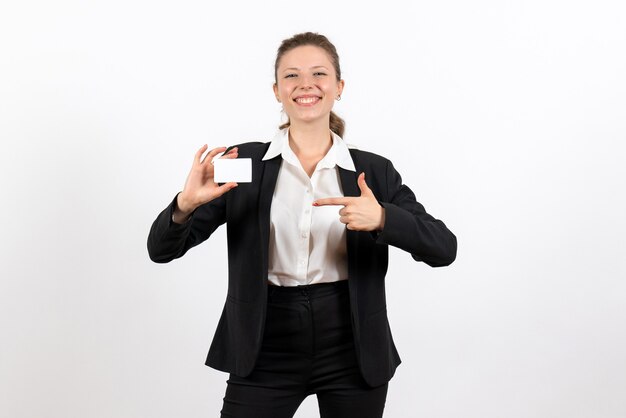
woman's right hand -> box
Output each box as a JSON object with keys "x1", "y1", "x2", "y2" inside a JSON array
[{"x1": 173, "y1": 145, "x2": 239, "y2": 223}]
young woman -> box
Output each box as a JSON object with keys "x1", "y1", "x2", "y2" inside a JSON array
[{"x1": 148, "y1": 32, "x2": 457, "y2": 418}]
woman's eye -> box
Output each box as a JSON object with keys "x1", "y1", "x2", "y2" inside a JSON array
[
  {"x1": 314, "y1": 72, "x2": 327, "y2": 76},
  {"x1": 285, "y1": 74, "x2": 297, "y2": 78}
]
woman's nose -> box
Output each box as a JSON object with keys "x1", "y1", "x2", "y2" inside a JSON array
[{"x1": 298, "y1": 74, "x2": 313, "y2": 89}]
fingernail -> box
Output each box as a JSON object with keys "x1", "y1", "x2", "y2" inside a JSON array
[{"x1": 312, "y1": 202, "x2": 318, "y2": 206}]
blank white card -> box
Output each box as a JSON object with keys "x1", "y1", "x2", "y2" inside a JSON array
[{"x1": 213, "y1": 158, "x2": 252, "y2": 183}]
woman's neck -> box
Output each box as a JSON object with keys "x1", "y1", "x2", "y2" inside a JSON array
[
  {"x1": 288, "y1": 122, "x2": 332, "y2": 159},
  {"x1": 287, "y1": 122, "x2": 333, "y2": 177}
]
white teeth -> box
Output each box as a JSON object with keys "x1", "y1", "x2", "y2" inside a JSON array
[{"x1": 295, "y1": 97, "x2": 319, "y2": 104}]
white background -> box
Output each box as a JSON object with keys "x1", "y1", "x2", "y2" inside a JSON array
[{"x1": 1, "y1": 0, "x2": 625, "y2": 417}]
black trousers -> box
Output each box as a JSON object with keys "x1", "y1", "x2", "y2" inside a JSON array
[{"x1": 220, "y1": 280, "x2": 388, "y2": 418}]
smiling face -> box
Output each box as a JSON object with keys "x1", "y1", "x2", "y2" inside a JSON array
[{"x1": 273, "y1": 45, "x2": 344, "y2": 129}]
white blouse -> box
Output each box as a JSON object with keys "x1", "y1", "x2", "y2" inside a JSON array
[{"x1": 262, "y1": 129, "x2": 356, "y2": 286}]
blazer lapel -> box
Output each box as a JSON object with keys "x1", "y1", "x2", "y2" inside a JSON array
[
  {"x1": 338, "y1": 166, "x2": 360, "y2": 280},
  {"x1": 338, "y1": 165, "x2": 359, "y2": 197},
  {"x1": 258, "y1": 156, "x2": 281, "y2": 277}
]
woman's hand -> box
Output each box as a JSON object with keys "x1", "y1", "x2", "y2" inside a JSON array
[
  {"x1": 313, "y1": 172, "x2": 385, "y2": 231},
  {"x1": 173, "y1": 145, "x2": 239, "y2": 223}
]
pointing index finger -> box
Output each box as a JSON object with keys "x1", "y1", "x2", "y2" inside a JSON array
[{"x1": 313, "y1": 197, "x2": 352, "y2": 207}]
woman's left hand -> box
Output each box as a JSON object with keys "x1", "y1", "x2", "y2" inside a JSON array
[{"x1": 313, "y1": 172, "x2": 385, "y2": 232}]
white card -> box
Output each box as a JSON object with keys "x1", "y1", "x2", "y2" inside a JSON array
[{"x1": 213, "y1": 158, "x2": 252, "y2": 183}]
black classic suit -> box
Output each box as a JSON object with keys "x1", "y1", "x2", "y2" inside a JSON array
[{"x1": 148, "y1": 141, "x2": 457, "y2": 387}]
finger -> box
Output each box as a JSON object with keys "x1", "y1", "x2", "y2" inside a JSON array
[
  {"x1": 213, "y1": 182, "x2": 239, "y2": 197},
  {"x1": 313, "y1": 197, "x2": 352, "y2": 207},
  {"x1": 220, "y1": 147, "x2": 239, "y2": 159},
  {"x1": 194, "y1": 144, "x2": 209, "y2": 164},
  {"x1": 358, "y1": 172, "x2": 374, "y2": 197},
  {"x1": 202, "y1": 146, "x2": 229, "y2": 164}
]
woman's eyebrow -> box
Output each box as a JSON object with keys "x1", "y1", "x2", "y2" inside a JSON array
[{"x1": 282, "y1": 65, "x2": 329, "y2": 72}]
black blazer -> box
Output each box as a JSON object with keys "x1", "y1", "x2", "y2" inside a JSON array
[{"x1": 148, "y1": 141, "x2": 457, "y2": 387}]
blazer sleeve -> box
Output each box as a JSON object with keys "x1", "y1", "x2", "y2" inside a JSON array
[
  {"x1": 147, "y1": 193, "x2": 227, "y2": 263},
  {"x1": 375, "y1": 160, "x2": 457, "y2": 267}
]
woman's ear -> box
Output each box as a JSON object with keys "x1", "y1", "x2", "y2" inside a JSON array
[
  {"x1": 337, "y1": 79, "x2": 345, "y2": 98},
  {"x1": 273, "y1": 83, "x2": 281, "y2": 102}
]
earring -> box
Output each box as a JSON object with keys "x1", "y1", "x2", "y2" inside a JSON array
[{"x1": 336, "y1": 95, "x2": 341, "y2": 101}]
